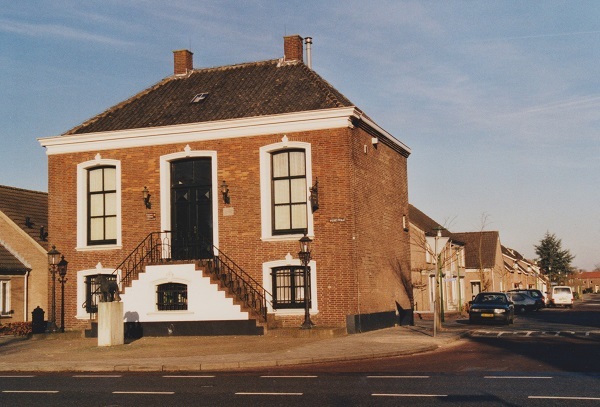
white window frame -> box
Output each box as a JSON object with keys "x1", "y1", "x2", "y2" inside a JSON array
[
  {"x1": 263, "y1": 257, "x2": 318, "y2": 315},
  {"x1": 259, "y1": 139, "x2": 314, "y2": 241},
  {"x1": 76, "y1": 157, "x2": 122, "y2": 251},
  {"x1": 76, "y1": 267, "x2": 121, "y2": 319},
  {"x1": 0, "y1": 280, "x2": 10, "y2": 316}
]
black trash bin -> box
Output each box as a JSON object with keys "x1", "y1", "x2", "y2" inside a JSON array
[{"x1": 31, "y1": 306, "x2": 45, "y2": 334}]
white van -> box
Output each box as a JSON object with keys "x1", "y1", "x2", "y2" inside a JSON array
[{"x1": 549, "y1": 286, "x2": 574, "y2": 308}]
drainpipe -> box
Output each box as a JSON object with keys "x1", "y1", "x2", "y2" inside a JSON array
[{"x1": 24, "y1": 270, "x2": 29, "y2": 321}]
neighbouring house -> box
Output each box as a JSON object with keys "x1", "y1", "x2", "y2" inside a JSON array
[
  {"x1": 501, "y1": 245, "x2": 547, "y2": 293},
  {"x1": 568, "y1": 270, "x2": 600, "y2": 295},
  {"x1": 451, "y1": 231, "x2": 504, "y2": 300},
  {"x1": 0, "y1": 185, "x2": 49, "y2": 323},
  {"x1": 408, "y1": 205, "x2": 466, "y2": 314},
  {"x1": 38, "y1": 36, "x2": 412, "y2": 336}
]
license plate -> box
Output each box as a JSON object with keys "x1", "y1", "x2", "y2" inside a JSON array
[{"x1": 481, "y1": 313, "x2": 494, "y2": 318}]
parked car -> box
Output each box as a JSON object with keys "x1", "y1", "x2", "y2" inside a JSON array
[
  {"x1": 506, "y1": 292, "x2": 537, "y2": 313},
  {"x1": 548, "y1": 285, "x2": 574, "y2": 308},
  {"x1": 508, "y1": 289, "x2": 545, "y2": 310},
  {"x1": 468, "y1": 292, "x2": 514, "y2": 325}
]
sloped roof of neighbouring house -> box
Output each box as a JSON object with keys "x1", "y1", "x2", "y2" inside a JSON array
[
  {"x1": 0, "y1": 245, "x2": 29, "y2": 274},
  {"x1": 0, "y1": 185, "x2": 49, "y2": 248},
  {"x1": 64, "y1": 59, "x2": 355, "y2": 136},
  {"x1": 408, "y1": 204, "x2": 454, "y2": 239},
  {"x1": 451, "y1": 231, "x2": 500, "y2": 269}
]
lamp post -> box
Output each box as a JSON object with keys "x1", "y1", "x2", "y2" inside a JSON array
[
  {"x1": 46, "y1": 245, "x2": 61, "y2": 333},
  {"x1": 299, "y1": 232, "x2": 314, "y2": 329},
  {"x1": 57, "y1": 256, "x2": 68, "y2": 333}
]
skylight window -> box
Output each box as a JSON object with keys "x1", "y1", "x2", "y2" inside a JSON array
[{"x1": 190, "y1": 93, "x2": 209, "y2": 103}]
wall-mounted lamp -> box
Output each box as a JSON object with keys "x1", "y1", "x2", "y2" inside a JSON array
[
  {"x1": 142, "y1": 186, "x2": 151, "y2": 209},
  {"x1": 221, "y1": 180, "x2": 230, "y2": 204},
  {"x1": 309, "y1": 178, "x2": 319, "y2": 212},
  {"x1": 402, "y1": 215, "x2": 408, "y2": 232}
]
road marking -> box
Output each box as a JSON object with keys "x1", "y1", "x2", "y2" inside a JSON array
[
  {"x1": 236, "y1": 392, "x2": 303, "y2": 396},
  {"x1": 485, "y1": 376, "x2": 552, "y2": 379},
  {"x1": 113, "y1": 391, "x2": 174, "y2": 395},
  {"x1": 163, "y1": 375, "x2": 215, "y2": 378},
  {"x1": 367, "y1": 375, "x2": 430, "y2": 379},
  {"x1": 529, "y1": 396, "x2": 600, "y2": 400},
  {"x1": 2, "y1": 390, "x2": 59, "y2": 393},
  {"x1": 260, "y1": 375, "x2": 317, "y2": 378},
  {"x1": 73, "y1": 375, "x2": 122, "y2": 378},
  {"x1": 373, "y1": 393, "x2": 447, "y2": 397}
]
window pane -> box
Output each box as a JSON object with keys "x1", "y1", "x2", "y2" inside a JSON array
[
  {"x1": 272, "y1": 153, "x2": 288, "y2": 177},
  {"x1": 105, "y1": 217, "x2": 117, "y2": 240},
  {"x1": 89, "y1": 169, "x2": 103, "y2": 192},
  {"x1": 104, "y1": 167, "x2": 116, "y2": 190},
  {"x1": 290, "y1": 178, "x2": 306, "y2": 202},
  {"x1": 90, "y1": 218, "x2": 104, "y2": 240},
  {"x1": 291, "y1": 204, "x2": 307, "y2": 229},
  {"x1": 289, "y1": 151, "x2": 305, "y2": 176},
  {"x1": 274, "y1": 206, "x2": 290, "y2": 230},
  {"x1": 273, "y1": 180, "x2": 289, "y2": 204},
  {"x1": 105, "y1": 192, "x2": 117, "y2": 216},
  {"x1": 90, "y1": 194, "x2": 104, "y2": 216}
]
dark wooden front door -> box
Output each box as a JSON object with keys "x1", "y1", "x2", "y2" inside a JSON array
[{"x1": 170, "y1": 158, "x2": 213, "y2": 260}]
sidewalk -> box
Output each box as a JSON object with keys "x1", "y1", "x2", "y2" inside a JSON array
[{"x1": 0, "y1": 318, "x2": 469, "y2": 373}]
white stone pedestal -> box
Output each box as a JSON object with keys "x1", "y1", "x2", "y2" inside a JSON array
[{"x1": 98, "y1": 302, "x2": 124, "y2": 347}]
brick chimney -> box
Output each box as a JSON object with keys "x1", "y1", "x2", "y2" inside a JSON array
[
  {"x1": 173, "y1": 49, "x2": 193, "y2": 75},
  {"x1": 284, "y1": 35, "x2": 303, "y2": 63}
]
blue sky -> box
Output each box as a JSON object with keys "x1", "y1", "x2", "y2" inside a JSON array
[{"x1": 1, "y1": 1, "x2": 598, "y2": 270}]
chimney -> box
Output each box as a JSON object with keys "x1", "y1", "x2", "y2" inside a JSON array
[
  {"x1": 173, "y1": 49, "x2": 193, "y2": 75},
  {"x1": 284, "y1": 35, "x2": 304, "y2": 63},
  {"x1": 304, "y1": 37, "x2": 313, "y2": 69}
]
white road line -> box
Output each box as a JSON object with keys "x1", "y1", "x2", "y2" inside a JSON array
[
  {"x1": 485, "y1": 376, "x2": 552, "y2": 379},
  {"x1": 367, "y1": 375, "x2": 430, "y2": 379},
  {"x1": 260, "y1": 375, "x2": 317, "y2": 378},
  {"x1": 529, "y1": 396, "x2": 600, "y2": 400},
  {"x1": 236, "y1": 392, "x2": 303, "y2": 396},
  {"x1": 2, "y1": 390, "x2": 59, "y2": 394},
  {"x1": 73, "y1": 375, "x2": 122, "y2": 378},
  {"x1": 113, "y1": 391, "x2": 174, "y2": 395},
  {"x1": 163, "y1": 375, "x2": 215, "y2": 378},
  {"x1": 373, "y1": 393, "x2": 447, "y2": 397}
]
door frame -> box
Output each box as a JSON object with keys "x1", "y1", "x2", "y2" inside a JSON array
[{"x1": 160, "y1": 149, "x2": 219, "y2": 253}]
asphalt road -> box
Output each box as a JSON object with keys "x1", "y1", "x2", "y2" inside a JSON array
[{"x1": 0, "y1": 294, "x2": 598, "y2": 406}]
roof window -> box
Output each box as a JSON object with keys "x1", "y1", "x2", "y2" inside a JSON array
[{"x1": 190, "y1": 93, "x2": 209, "y2": 103}]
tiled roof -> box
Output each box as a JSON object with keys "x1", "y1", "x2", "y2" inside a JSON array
[
  {"x1": 64, "y1": 60, "x2": 355, "y2": 135},
  {"x1": 0, "y1": 185, "x2": 49, "y2": 249},
  {"x1": 451, "y1": 231, "x2": 500, "y2": 269},
  {"x1": 408, "y1": 204, "x2": 452, "y2": 238},
  {"x1": 0, "y1": 245, "x2": 29, "y2": 274}
]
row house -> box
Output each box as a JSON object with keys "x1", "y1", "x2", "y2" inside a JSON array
[
  {"x1": 501, "y1": 245, "x2": 548, "y2": 293},
  {"x1": 408, "y1": 205, "x2": 466, "y2": 313},
  {"x1": 38, "y1": 36, "x2": 412, "y2": 335},
  {"x1": 0, "y1": 185, "x2": 49, "y2": 323},
  {"x1": 568, "y1": 270, "x2": 600, "y2": 295}
]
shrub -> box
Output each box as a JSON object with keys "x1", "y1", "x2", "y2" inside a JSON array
[{"x1": 0, "y1": 322, "x2": 32, "y2": 336}]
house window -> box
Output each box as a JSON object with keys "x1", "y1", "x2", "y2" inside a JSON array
[
  {"x1": 87, "y1": 166, "x2": 117, "y2": 245},
  {"x1": 84, "y1": 274, "x2": 117, "y2": 314},
  {"x1": 0, "y1": 280, "x2": 10, "y2": 316},
  {"x1": 271, "y1": 266, "x2": 310, "y2": 309},
  {"x1": 271, "y1": 150, "x2": 307, "y2": 235},
  {"x1": 157, "y1": 283, "x2": 188, "y2": 311}
]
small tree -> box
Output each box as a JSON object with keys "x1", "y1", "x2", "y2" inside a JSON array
[{"x1": 535, "y1": 232, "x2": 575, "y2": 283}]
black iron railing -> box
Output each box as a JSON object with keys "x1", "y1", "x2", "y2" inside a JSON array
[{"x1": 82, "y1": 231, "x2": 271, "y2": 322}]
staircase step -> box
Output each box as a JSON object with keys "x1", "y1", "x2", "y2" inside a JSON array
[{"x1": 265, "y1": 327, "x2": 347, "y2": 338}]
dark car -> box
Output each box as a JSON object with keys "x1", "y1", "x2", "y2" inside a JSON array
[
  {"x1": 506, "y1": 292, "x2": 537, "y2": 313},
  {"x1": 508, "y1": 289, "x2": 545, "y2": 310},
  {"x1": 469, "y1": 292, "x2": 514, "y2": 325}
]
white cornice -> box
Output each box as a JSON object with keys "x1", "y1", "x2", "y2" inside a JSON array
[{"x1": 39, "y1": 107, "x2": 360, "y2": 155}]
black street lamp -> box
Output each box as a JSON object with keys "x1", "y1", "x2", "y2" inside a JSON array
[
  {"x1": 57, "y1": 256, "x2": 68, "y2": 333},
  {"x1": 46, "y1": 245, "x2": 61, "y2": 333},
  {"x1": 298, "y1": 232, "x2": 314, "y2": 329}
]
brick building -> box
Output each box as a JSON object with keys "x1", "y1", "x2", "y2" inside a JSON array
[
  {"x1": 39, "y1": 36, "x2": 412, "y2": 335},
  {"x1": 0, "y1": 185, "x2": 49, "y2": 323}
]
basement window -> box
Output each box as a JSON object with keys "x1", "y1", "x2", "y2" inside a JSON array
[{"x1": 190, "y1": 93, "x2": 209, "y2": 103}]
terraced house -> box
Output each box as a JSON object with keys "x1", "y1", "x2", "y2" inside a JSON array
[{"x1": 39, "y1": 36, "x2": 412, "y2": 336}]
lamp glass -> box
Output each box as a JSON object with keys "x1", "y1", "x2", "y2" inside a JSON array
[{"x1": 48, "y1": 245, "x2": 61, "y2": 266}]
